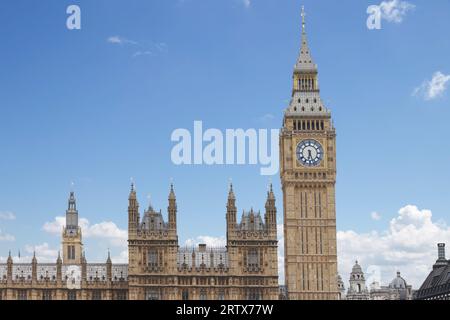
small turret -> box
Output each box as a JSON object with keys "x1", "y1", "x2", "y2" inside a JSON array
[{"x1": 168, "y1": 183, "x2": 177, "y2": 230}]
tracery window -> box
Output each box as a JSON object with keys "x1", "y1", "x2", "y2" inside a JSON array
[
  {"x1": 42, "y1": 290, "x2": 52, "y2": 300},
  {"x1": 148, "y1": 249, "x2": 158, "y2": 268},
  {"x1": 17, "y1": 290, "x2": 28, "y2": 300},
  {"x1": 67, "y1": 290, "x2": 77, "y2": 300}
]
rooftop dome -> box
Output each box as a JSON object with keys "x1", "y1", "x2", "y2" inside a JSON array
[
  {"x1": 389, "y1": 272, "x2": 408, "y2": 289},
  {"x1": 351, "y1": 261, "x2": 363, "y2": 274}
]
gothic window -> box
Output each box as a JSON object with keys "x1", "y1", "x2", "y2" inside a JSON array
[
  {"x1": 114, "y1": 290, "x2": 127, "y2": 300},
  {"x1": 217, "y1": 290, "x2": 225, "y2": 300},
  {"x1": 42, "y1": 290, "x2": 52, "y2": 300},
  {"x1": 182, "y1": 289, "x2": 189, "y2": 300},
  {"x1": 146, "y1": 289, "x2": 160, "y2": 300},
  {"x1": 67, "y1": 245, "x2": 75, "y2": 260},
  {"x1": 92, "y1": 290, "x2": 102, "y2": 300},
  {"x1": 17, "y1": 290, "x2": 27, "y2": 300},
  {"x1": 246, "y1": 289, "x2": 262, "y2": 300},
  {"x1": 148, "y1": 249, "x2": 158, "y2": 268},
  {"x1": 247, "y1": 248, "x2": 259, "y2": 271},
  {"x1": 357, "y1": 284, "x2": 361, "y2": 293},
  {"x1": 199, "y1": 289, "x2": 207, "y2": 300},
  {"x1": 67, "y1": 290, "x2": 77, "y2": 300}
]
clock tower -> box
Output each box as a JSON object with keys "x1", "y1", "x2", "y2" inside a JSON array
[{"x1": 280, "y1": 7, "x2": 339, "y2": 300}]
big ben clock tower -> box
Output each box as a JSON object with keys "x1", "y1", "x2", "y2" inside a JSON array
[{"x1": 280, "y1": 7, "x2": 339, "y2": 300}]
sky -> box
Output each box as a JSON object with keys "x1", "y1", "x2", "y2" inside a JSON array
[{"x1": 0, "y1": 0, "x2": 450, "y2": 289}]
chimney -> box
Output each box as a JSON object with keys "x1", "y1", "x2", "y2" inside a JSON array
[{"x1": 438, "y1": 243, "x2": 446, "y2": 260}]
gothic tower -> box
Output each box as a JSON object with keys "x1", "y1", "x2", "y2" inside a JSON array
[
  {"x1": 62, "y1": 191, "x2": 83, "y2": 264},
  {"x1": 280, "y1": 7, "x2": 339, "y2": 300},
  {"x1": 127, "y1": 183, "x2": 179, "y2": 300},
  {"x1": 226, "y1": 183, "x2": 279, "y2": 300}
]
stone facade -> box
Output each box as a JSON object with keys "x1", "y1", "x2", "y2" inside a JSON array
[
  {"x1": 339, "y1": 261, "x2": 413, "y2": 300},
  {"x1": 280, "y1": 6, "x2": 339, "y2": 300},
  {"x1": 127, "y1": 183, "x2": 279, "y2": 300},
  {"x1": 0, "y1": 184, "x2": 278, "y2": 300}
]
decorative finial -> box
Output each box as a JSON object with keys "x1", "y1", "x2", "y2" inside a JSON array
[
  {"x1": 130, "y1": 177, "x2": 135, "y2": 192},
  {"x1": 301, "y1": 5, "x2": 306, "y2": 33}
]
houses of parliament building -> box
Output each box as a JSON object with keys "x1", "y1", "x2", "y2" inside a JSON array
[{"x1": 0, "y1": 6, "x2": 339, "y2": 300}]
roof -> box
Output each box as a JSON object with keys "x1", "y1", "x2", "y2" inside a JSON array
[{"x1": 416, "y1": 260, "x2": 450, "y2": 299}]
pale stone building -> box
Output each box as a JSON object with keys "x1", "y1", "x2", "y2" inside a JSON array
[
  {"x1": 127, "y1": 183, "x2": 279, "y2": 300},
  {"x1": 280, "y1": 6, "x2": 339, "y2": 300},
  {"x1": 346, "y1": 261, "x2": 370, "y2": 300},
  {"x1": 370, "y1": 272, "x2": 413, "y2": 300},
  {"x1": 0, "y1": 192, "x2": 128, "y2": 300},
  {"x1": 0, "y1": 184, "x2": 278, "y2": 300}
]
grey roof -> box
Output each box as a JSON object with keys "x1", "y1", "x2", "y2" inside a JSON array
[
  {"x1": 416, "y1": 260, "x2": 450, "y2": 299},
  {"x1": 389, "y1": 272, "x2": 408, "y2": 289},
  {"x1": 351, "y1": 261, "x2": 363, "y2": 274},
  {"x1": 140, "y1": 204, "x2": 168, "y2": 231},
  {"x1": 294, "y1": 6, "x2": 317, "y2": 72},
  {"x1": 238, "y1": 209, "x2": 265, "y2": 232},
  {"x1": 177, "y1": 246, "x2": 228, "y2": 270}
]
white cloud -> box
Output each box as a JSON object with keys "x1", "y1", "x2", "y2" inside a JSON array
[
  {"x1": 0, "y1": 229, "x2": 15, "y2": 242},
  {"x1": 43, "y1": 216, "x2": 127, "y2": 248},
  {"x1": 414, "y1": 71, "x2": 450, "y2": 100},
  {"x1": 379, "y1": 0, "x2": 415, "y2": 23},
  {"x1": 257, "y1": 113, "x2": 275, "y2": 123},
  {"x1": 371, "y1": 211, "x2": 382, "y2": 221},
  {"x1": 132, "y1": 51, "x2": 153, "y2": 58},
  {"x1": 338, "y1": 205, "x2": 450, "y2": 288},
  {"x1": 24, "y1": 242, "x2": 58, "y2": 262},
  {"x1": 0, "y1": 211, "x2": 16, "y2": 220},
  {"x1": 112, "y1": 250, "x2": 128, "y2": 264},
  {"x1": 107, "y1": 36, "x2": 138, "y2": 45},
  {"x1": 242, "y1": 0, "x2": 251, "y2": 8},
  {"x1": 184, "y1": 235, "x2": 226, "y2": 248}
]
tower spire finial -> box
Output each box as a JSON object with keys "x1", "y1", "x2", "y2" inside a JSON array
[{"x1": 301, "y1": 5, "x2": 306, "y2": 34}]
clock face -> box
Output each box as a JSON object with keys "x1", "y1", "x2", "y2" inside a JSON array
[{"x1": 296, "y1": 139, "x2": 324, "y2": 167}]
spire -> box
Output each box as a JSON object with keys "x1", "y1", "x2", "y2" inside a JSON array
[
  {"x1": 57, "y1": 251, "x2": 62, "y2": 263},
  {"x1": 169, "y1": 183, "x2": 176, "y2": 201},
  {"x1": 107, "y1": 249, "x2": 111, "y2": 264},
  {"x1": 228, "y1": 182, "x2": 235, "y2": 200},
  {"x1": 267, "y1": 183, "x2": 275, "y2": 200},
  {"x1": 32, "y1": 251, "x2": 37, "y2": 263},
  {"x1": 295, "y1": 6, "x2": 316, "y2": 72},
  {"x1": 129, "y1": 181, "x2": 136, "y2": 200},
  {"x1": 7, "y1": 250, "x2": 12, "y2": 263}
]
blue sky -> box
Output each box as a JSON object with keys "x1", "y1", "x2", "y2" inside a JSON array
[{"x1": 0, "y1": 0, "x2": 450, "y2": 287}]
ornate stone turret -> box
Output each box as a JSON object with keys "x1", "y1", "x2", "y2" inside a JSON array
[
  {"x1": 226, "y1": 183, "x2": 237, "y2": 237},
  {"x1": 81, "y1": 251, "x2": 87, "y2": 282},
  {"x1": 32, "y1": 251, "x2": 37, "y2": 283},
  {"x1": 128, "y1": 182, "x2": 140, "y2": 238},
  {"x1": 106, "y1": 250, "x2": 112, "y2": 282},
  {"x1": 7, "y1": 251, "x2": 13, "y2": 283},
  {"x1": 62, "y1": 191, "x2": 83, "y2": 264},
  {"x1": 168, "y1": 183, "x2": 177, "y2": 230},
  {"x1": 346, "y1": 261, "x2": 370, "y2": 300},
  {"x1": 264, "y1": 183, "x2": 277, "y2": 234},
  {"x1": 56, "y1": 251, "x2": 62, "y2": 285}
]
